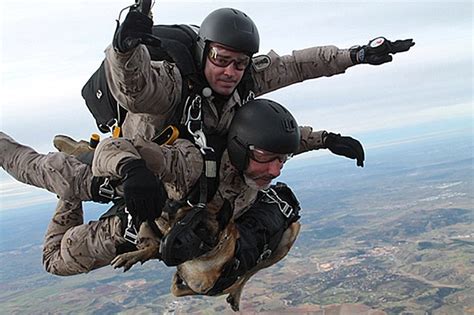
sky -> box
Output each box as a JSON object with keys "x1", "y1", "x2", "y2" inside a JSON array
[{"x1": 0, "y1": 0, "x2": 472, "y2": 210}]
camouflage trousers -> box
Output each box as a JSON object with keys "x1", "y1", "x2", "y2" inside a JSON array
[{"x1": 0, "y1": 132, "x2": 125, "y2": 276}]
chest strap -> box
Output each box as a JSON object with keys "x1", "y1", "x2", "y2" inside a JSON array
[{"x1": 206, "y1": 182, "x2": 301, "y2": 295}]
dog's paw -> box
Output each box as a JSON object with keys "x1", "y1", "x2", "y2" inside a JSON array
[
  {"x1": 226, "y1": 294, "x2": 240, "y2": 312},
  {"x1": 111, "y1": 252, "x2": 142, "y2": 272}
]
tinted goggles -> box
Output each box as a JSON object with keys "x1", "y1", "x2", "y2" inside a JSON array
[
  {"x1": 208, "y1": 46, "x2": 251, "y2": 71},
  {"x1": 248, "y1": 145, "x2": 292, "y2": 163}
]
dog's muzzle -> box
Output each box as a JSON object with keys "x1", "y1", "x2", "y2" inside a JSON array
[{"x1": 160, "y1": 205, "x2": 216, "y2": 266}]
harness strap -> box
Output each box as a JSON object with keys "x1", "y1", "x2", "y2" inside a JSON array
[
  {"x1": 255, "y1": 183, "x2": 301, "y2": 262},
  {"x1": 160, "y1": 205, "x2": 214, "y2": 266},
  {"x1": 181, "y1": 93, "x2": 221, "y2": 206},
  {"x1": 216, "y1": 200, "x2": 233, "y2": 231},
  {"x1": 206, "y1": 182, "x2": 301, "y2": 295},
  {"x1": 99, "y1": 199, "x2": 139, "y2": 254}
]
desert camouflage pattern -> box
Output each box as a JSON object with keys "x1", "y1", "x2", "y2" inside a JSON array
[
  {"x1": 0, "y1": 132, "x2": 126, "y2": 275},
  {"x1": 297, "y1": 126, "x2": 326, "y2": 154},
  {"x1": 0, "y1": 131, "x2": 255, "y2": 276},
  {"x1": 1, "y1": 40, "x2": 351, "y2": 279},
  {"x1": 0, "y1": 131, "x2": 304, "y2": 304},
  {"x1": 0, "y1": 124, "x2": 325, "y2": 276},
  {"x1": 0, "y1": 132, "x2": 93, "y2": 201},
  {"x1": 92, "y1": 126, "x2": 326, "y2": 215},
  {"x1": 93, "y1": 137, "x2": 258, "y2": 216},
  {"x1": 104, "y1": 44, "x2": 353, "y2": 142},
  {"x1": 92, "y1": 137, "x2": 203, "y2": 201},
  {"x1": 42, "y1": 199, "x2": 125, "y2": 276}
]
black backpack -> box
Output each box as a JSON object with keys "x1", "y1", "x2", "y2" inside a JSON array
[{"x1": 81, "y1": 24, "x2": 199, "y2": 133}]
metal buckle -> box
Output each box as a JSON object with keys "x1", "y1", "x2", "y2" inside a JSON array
[
  {"x1": 256, "y1": 245, "x2": 272, "y2": 264},
  {"x1": 185, "y1": 94, "x2": 215, "y2": 154},
  {"x1": 243, "y1": 90, "x2": 255, "y2": 104},
  {"x1": 123, "y1": 211, "x2": 138, "y2": 245},
  {"x1": 185, "y1": 95, "x2": 202, "y2": 128},
  {"x1": 232, "y1": 258, "x2": 240, "y2": 271},
  {"x1": 99, "y1": 178, "x2": 115, "y2": 200},
  {"x1": 106, "y1": 118, "x2": 118, "y2": 133},
  {"x1": 192, "y1": 129, "x2": 208, "y2": 151},
  {"x1": 262, "y1": 188, "x2": 293, "y2": 218}
]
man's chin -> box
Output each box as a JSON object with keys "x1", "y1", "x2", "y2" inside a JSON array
[
  {"x1": 214, "y1": 83, "x2": 237, "y2": 96},
  {"x1": 244, "y1": 175, "x2": 272, "y2": 190}
]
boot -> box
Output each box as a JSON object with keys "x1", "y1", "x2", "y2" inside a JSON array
[{"x1": 53, "y1": 135, "x2": 94, "y2": 156}]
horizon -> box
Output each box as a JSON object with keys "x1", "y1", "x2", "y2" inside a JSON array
[{"x1": 0, "y1": 0, "x2": 473, "y2": 209}]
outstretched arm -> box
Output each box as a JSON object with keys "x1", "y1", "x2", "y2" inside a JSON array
[
  {"x1": 322, "y1": 131, "x2": 365, "y2": 167},
  {"x1": 296, "y1": 126, "x2": 365, "y2": 167},
  {"x1": 350, "y1": 37, "x2": 415, "y2": 65},
  {"x1": 253, "y1": 36, "x2": 415, "y2": 96}
]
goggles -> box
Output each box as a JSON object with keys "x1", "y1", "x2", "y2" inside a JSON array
[
  {"x1": 248, "y1": 145, "x2": 292, "y2": 164},
  {"x1": 207, "y1": 46, "x2": 251, "y2": 71}
]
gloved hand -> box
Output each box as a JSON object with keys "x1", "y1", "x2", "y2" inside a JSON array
[
  {"x1": 120, "y1": 159, "x2": 166, "y2": 227},
  {"x1": 350, "y1": 37, "x2": 415, "y2": 65},
  {"x1": 113, "y1": 10, "x2": 157, "y2": 53},
  {"x1": 323, "y1": 132, "x2": 365, "y2": 167}
]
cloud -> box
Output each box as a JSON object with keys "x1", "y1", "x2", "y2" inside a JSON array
[
  {"x1": 0, "y1": 177, "x2": 56, "y2": 211},
  {"x1": 1, "y1": 1, "x2": 472, "y2": 153}
]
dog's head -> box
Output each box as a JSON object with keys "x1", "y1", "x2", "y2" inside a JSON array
[
  {"x1": 171, "y1": 221, "x2": 240, "y2": 296},
  {"x1": 171, "y1": 221, "x2": 301, "y2": 297}
]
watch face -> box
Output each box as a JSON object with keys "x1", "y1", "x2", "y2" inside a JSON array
[
  {"x1": 370, "y1": 37, "x2": 385, "y2": 48},
  {"x1": 357, "y1": 49, "x2": 365, "y2": 62}
]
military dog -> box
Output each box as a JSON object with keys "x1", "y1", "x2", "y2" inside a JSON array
[
  {"x1": 172, "y1": 221, "x2": 301, "y2": 311},
  {"x1": 109, "y1": 188, "x2": 300, "y2": 311}
]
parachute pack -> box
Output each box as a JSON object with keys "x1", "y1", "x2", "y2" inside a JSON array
[{"x1": 81, "y1": 24, "x2": 199, "y2": 133}]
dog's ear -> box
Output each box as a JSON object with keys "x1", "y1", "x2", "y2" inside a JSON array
[
  {"x1": 221, "y1": 222, "x2": 301, "y2": 310},
  {"x1": 169, "y1": 222, "x2": 241, "y2": 296}
]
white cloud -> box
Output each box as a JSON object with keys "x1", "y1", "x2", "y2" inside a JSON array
[
  {"x1": 0, "y1": 1, "x2": 472, "y2": 194},
  {"x1": 0, "y1": 177, "x2": 56, "y2": 211}
]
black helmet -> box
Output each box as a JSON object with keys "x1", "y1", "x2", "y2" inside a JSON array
[
  {"x1": 195, "y1": 8, "x2": 260, "y2": 69},
  {"x1": 227, "y1": 99, "x2": 300, "y2": 172}
]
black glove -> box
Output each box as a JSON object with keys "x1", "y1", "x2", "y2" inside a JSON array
[
  {"x1": 350, "y1": 37, "x2": 415, "y2": 65},
  {"x1": 113, "y1": 10, "x2": 157, "y2": 53},
  {"x1": 120, "y1": 159, "x2": 166, "y2": 227},
  {"x1": 323, "y1": 132, "x2": 365, "y2": 167}
]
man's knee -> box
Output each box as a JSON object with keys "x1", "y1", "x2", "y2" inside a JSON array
[
  {"x1": 43, "y1": 152, "x2": 93, "y2": 200},
  {"x1": 43, "y1": 259, "x2": 77, "y2": 276},
  {"x1": 42, "y1": 244, "x2": 87, "y2": 276}
]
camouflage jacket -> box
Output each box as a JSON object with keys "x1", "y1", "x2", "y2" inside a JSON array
[
  {"x1": 92, "y1": 125, "x2": 325, "y2": 218},
  {"x1": 103, "y1": 44, "x2": 353, "y2": 143}
]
